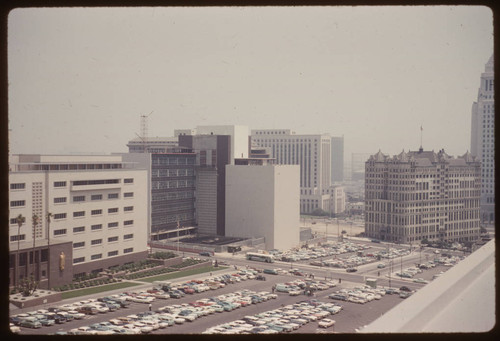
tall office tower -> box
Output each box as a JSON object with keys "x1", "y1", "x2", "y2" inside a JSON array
[
  {"x1": 251, "y1": 129, "x2": 332, "y2": 214},
  {"x1": 331, "y1": 136, "x2": 344, "y2": 183},
  {"x1": 8, "y1": 154, "x2": 148, "y2": 289},
  {"x1": 178, "y1": 134, "x2": 231, "y2": 236},
  {"x1": 365, "y1": 149, "x2": 481, "y2": 244},
  {"x1": 471, "y1": 54, "x2": 495, "y2": 223},
  {"x1": 122, "y1": 148, "x2": 197, "y2": 242},
  {"x1": 127, "y1": 136, "x2": 178, "y2": 153}
]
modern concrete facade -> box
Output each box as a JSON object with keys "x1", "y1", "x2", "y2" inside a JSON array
[
  {"x1": 8, "y1": 154, "x2": 148, "y2": 288},
  {"x1": 251, "y1": 129, "x2": 332, "y2": 214},
  {"x1": 365, "y1": 149, "x2": 481, "y2": 244},
  {"x1": 225, "y1": 163, "x2": 300, "y2": 251},
  {"x1": 331, "y1": 136, "x2": 344, "y2": 183},
  {"x1": 325, "y1": 185, "x2": 346, "y2": 215},
  {"x1": 121, "y1": 148, "x2": 197, "y2": 241},
  {"x1": 470, "y1": 54, "x2": 495, "y2": 223}
]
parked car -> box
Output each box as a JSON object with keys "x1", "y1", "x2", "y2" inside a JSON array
[
  {"x1": 399, "y1": 286, "x2": 412, "y2": 292},
  {"x1": 346, "y1": 268, "x2": 358, "y2": 273},
  {"x1": 377, "y1": 263, "x2": 386, "y2": 268},
  {"x1": 19, "y1": 318, "x2": 42, "y2": 329},
  {"x1": 318, "y1": 318, "x2": 336, "y2": 328},
  {"x1": 199, "y1": 252, "x2": 212, "y2": 257},
  {"x1": 256, "y1": 275, "x2": 266, "y2": 281}
]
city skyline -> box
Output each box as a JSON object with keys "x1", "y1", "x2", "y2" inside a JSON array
[{"x1": 8, "y1": 6, "x2": 493, "y2": 159}]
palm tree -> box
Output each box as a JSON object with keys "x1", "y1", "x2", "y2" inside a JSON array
[
  {"x1": 32, "y1": 214, "x2": 39, "y2": 281},
  {"x1": 15, "y1": 214, "x2": 25, "y2": 287}
]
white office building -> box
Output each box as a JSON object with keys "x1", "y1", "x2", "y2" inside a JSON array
[
  {"x1": 471, "y1": 54, "x2": 495, "y2": 223},
  {"x1": 225, "y1": 163, "x2": 300, "y2": 251},
  {"x1": 251, "y1": 129, "x2": 332, "y2": 214},
  {"x1": 8, "y1": 154, "x2": 148, "y2": 287}
]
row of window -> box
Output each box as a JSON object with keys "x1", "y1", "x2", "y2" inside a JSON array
[
  {"x1": 53, "y1": 178, "x2": 134, "y2": 188},
  {"x1": 52, "y1": 207, "x2": 134, "y2": 220},
  {"x1": 73, "y1": 234, "x2": 134, "y2": 248},
  {"x1": 69, "y1": 221, "x2": 134, "y2": 234},
  {"x1": 73, "y1": 248, "x2": 134, "y2": 264}
]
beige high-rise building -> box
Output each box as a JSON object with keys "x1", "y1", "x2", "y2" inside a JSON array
[
  {"x1": 471, "y1": 54, "x2": 495, "y2": 223},
  {"x1": 365, "y1": 149, "x2": 481, "y2": 244},
  {"x1": 251, "y1": 129, "x2": 332, "y2": 214}
]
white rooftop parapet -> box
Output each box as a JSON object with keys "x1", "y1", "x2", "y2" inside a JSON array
[{"x1": 359, "y1": 239, "x2": 495, "y2": 333}]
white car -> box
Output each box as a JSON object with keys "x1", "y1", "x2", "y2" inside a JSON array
[
  {"x1": 133, "y1": 322, "x2": 154, "y2": 334},
  {"x1": 67, "y1": 310, "x2": 86, "y2": 319},
  {"x1": 121, "y1": 324, "x2": 142, "y2": 334},
  {"x1": 318, "y1": 318, "x2": 336, "y2": 328}
]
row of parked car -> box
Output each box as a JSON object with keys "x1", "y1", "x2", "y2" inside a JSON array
[
  {"x1": 276, "y1": 241, "x2": 371, "y2": 262},
  {"x1": 58, "y1": 289, "x2": 278, "y2": 335},
  {"x1": 328, "y1": 285, "x2": 414, "y2": 303},
  {"x1": 203, "y1": 299, "x2": 342, "y2": 334},
  {"x1": 10, "y1": 296, "x2": 131, "y2": 330},
  {"x1": 274, "y1": 278, "x2": 337, "y2": 296}
]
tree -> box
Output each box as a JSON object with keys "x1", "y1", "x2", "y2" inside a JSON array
[
  {"x1": 15, "y1": 214, "x2": 25, "y2": 287},
  {"x1": 46, "y1": 212, "x2": 52, "y2": 290}
]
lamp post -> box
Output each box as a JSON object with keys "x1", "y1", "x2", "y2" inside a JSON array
[{"x1": 46, "y1": 213, "x2": 52, "y2": 290}]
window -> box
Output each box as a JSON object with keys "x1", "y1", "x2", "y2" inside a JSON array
[
  {"x1": 124, "y1": 192, "x2": 134, "y2": 198},
  {"x1": 91, "y1": 254, "x2": 102, "y2": 260},
  {"x1": 73, "y1": 226, "x2": 85, "y2": 233},
  {"x1": 124, "y1": 247, "x2": 133, "y2": 254},
  {"x1": 10, "y1": 183, "x2": 25, "y2": 190},
  {"x1": 108, "y1": 250, "x2": 119, "y2": 257},
  {"x1": 10, "y1": 200, "x2": 25, "y2": 207},
  {"x1": 123, "y1": 234, "x2": 134, "y2": 240},
  {"x1": 10, "y1": 218, "x2": 18, "y2": 224},
  {"x1": 54, "y1": 197, "x2": 67, "y2": 204},
  {"x1": 91, "y1": 239, "x2": 102, "y2": 245},
  {"x1": 108, "y1": 236, "x2": 119, "y2": 242},
  {"x1": 124, "y1": 220, "x2": 134, "y2": 226},
  {"x1": 108, "y1": 193, "x2": 119, "y2": 199},
  {"x1": 54, "y1": 229, "x2": 67, "y2": 236},
  {"x1": 72, "y1": 179, "x2": 120, "y2": 186},
  {"x1": 91, "y1": 209, "x2": 102, "y2": 215},
  {"x1": 73, "y1": 211, "x2": 85, "y2": 218},
  {"x1": 73, "y1": 257, "x2": 85, "y2": 264},
  {"x1": 73, "y1": 195, "x2": 85, "y2": 202},
  {"x1": 73, "y1": 241, "x2": 85, "y2": 248},
  {"x1": 108, "y1": 222, "x2": 119, "y2": 228},
  {"x1": 108, "y1": 208, "x2": 119, "y2": 214},
  {"x1": 124, "y1": 206, "x2": 134, "y2": 212},
  {"x1": 10, "y1": 234, "x2": 25, "y2": 242},
  {"x1": 124, "y1": 178, "x2": 134, "y2": 183},
  {"x1": 54, "y1": 181, "x2": 67, "y2": 187},
  {"x1": 91, "y1": 224, "x2": 103, "y2": 231},
  {"x1": 91, "y1": 194, "x2": 103, "y2": 201},
  {"x1": 54, "y1": 213, "x2": 67, "y2": 220}
]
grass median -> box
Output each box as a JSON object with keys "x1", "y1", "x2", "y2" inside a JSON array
[
  {"x1": 60, "y1": 281, "x2": 141, "y2": 300},
  {"x1": 139, "y1": 266, "x2": 228, "y2": 283}
]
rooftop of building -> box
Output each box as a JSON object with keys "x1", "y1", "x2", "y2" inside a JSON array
[{"x1": 367, "y1": 148, "x2": 479, "y2": 166}]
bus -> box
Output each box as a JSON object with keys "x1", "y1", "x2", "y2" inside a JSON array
[{"x1": 246, "y1": 252, "x2": 274, "y2": 263}]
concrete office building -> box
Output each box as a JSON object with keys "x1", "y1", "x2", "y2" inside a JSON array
[
  {"x1": 471, "y1": 54, "x2": 495, "y2": 223},
  {"x1": 331, "y1": 136, "x2": 344, "y2": 183},
  {"x1": 365, "y1": 149, "x2": 481, "y2": 244},
  {"x1": 121, "y1": 148, "x2": 197, "y2": 241},
  {"x1": 178, "y1": 134, "x2": 231, "y2": 236},
  {"x1": 225, "y1": 161, "x2": 300, "y2": 251},
  {"x1": 8, "y1": 154, "x2": 148, "y2": 289},
  {"x1": 251, "y1": 129, "x2": 332, "y2": 214},
  {"x1": 324, "y1": 185, "x2": 346, "y2": 215}
]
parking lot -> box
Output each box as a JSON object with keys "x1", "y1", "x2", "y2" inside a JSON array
[{"x1": 14, "y1": 266, "x2": 424, "y2": 335}]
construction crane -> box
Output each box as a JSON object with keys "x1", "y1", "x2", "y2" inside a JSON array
[{"x1": 140, "y1": 110, "x2": 154, "y2": 140}]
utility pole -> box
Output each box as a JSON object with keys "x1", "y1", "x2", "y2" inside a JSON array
[{"x1": 46, "y1": 213, "x2": 52, "y2": 290}]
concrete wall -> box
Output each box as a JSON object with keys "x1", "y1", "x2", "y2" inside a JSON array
[
  {"x1": 225, "y1": 165, "x2": 300, "y2": 251},
  {"x1": 195, "y1": 167, "x2": 218, "y2": 235}
]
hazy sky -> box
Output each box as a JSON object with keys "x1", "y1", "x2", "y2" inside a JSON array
[{"x1": 8, "y1": 6, "x2": 493, "y2": 161}]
